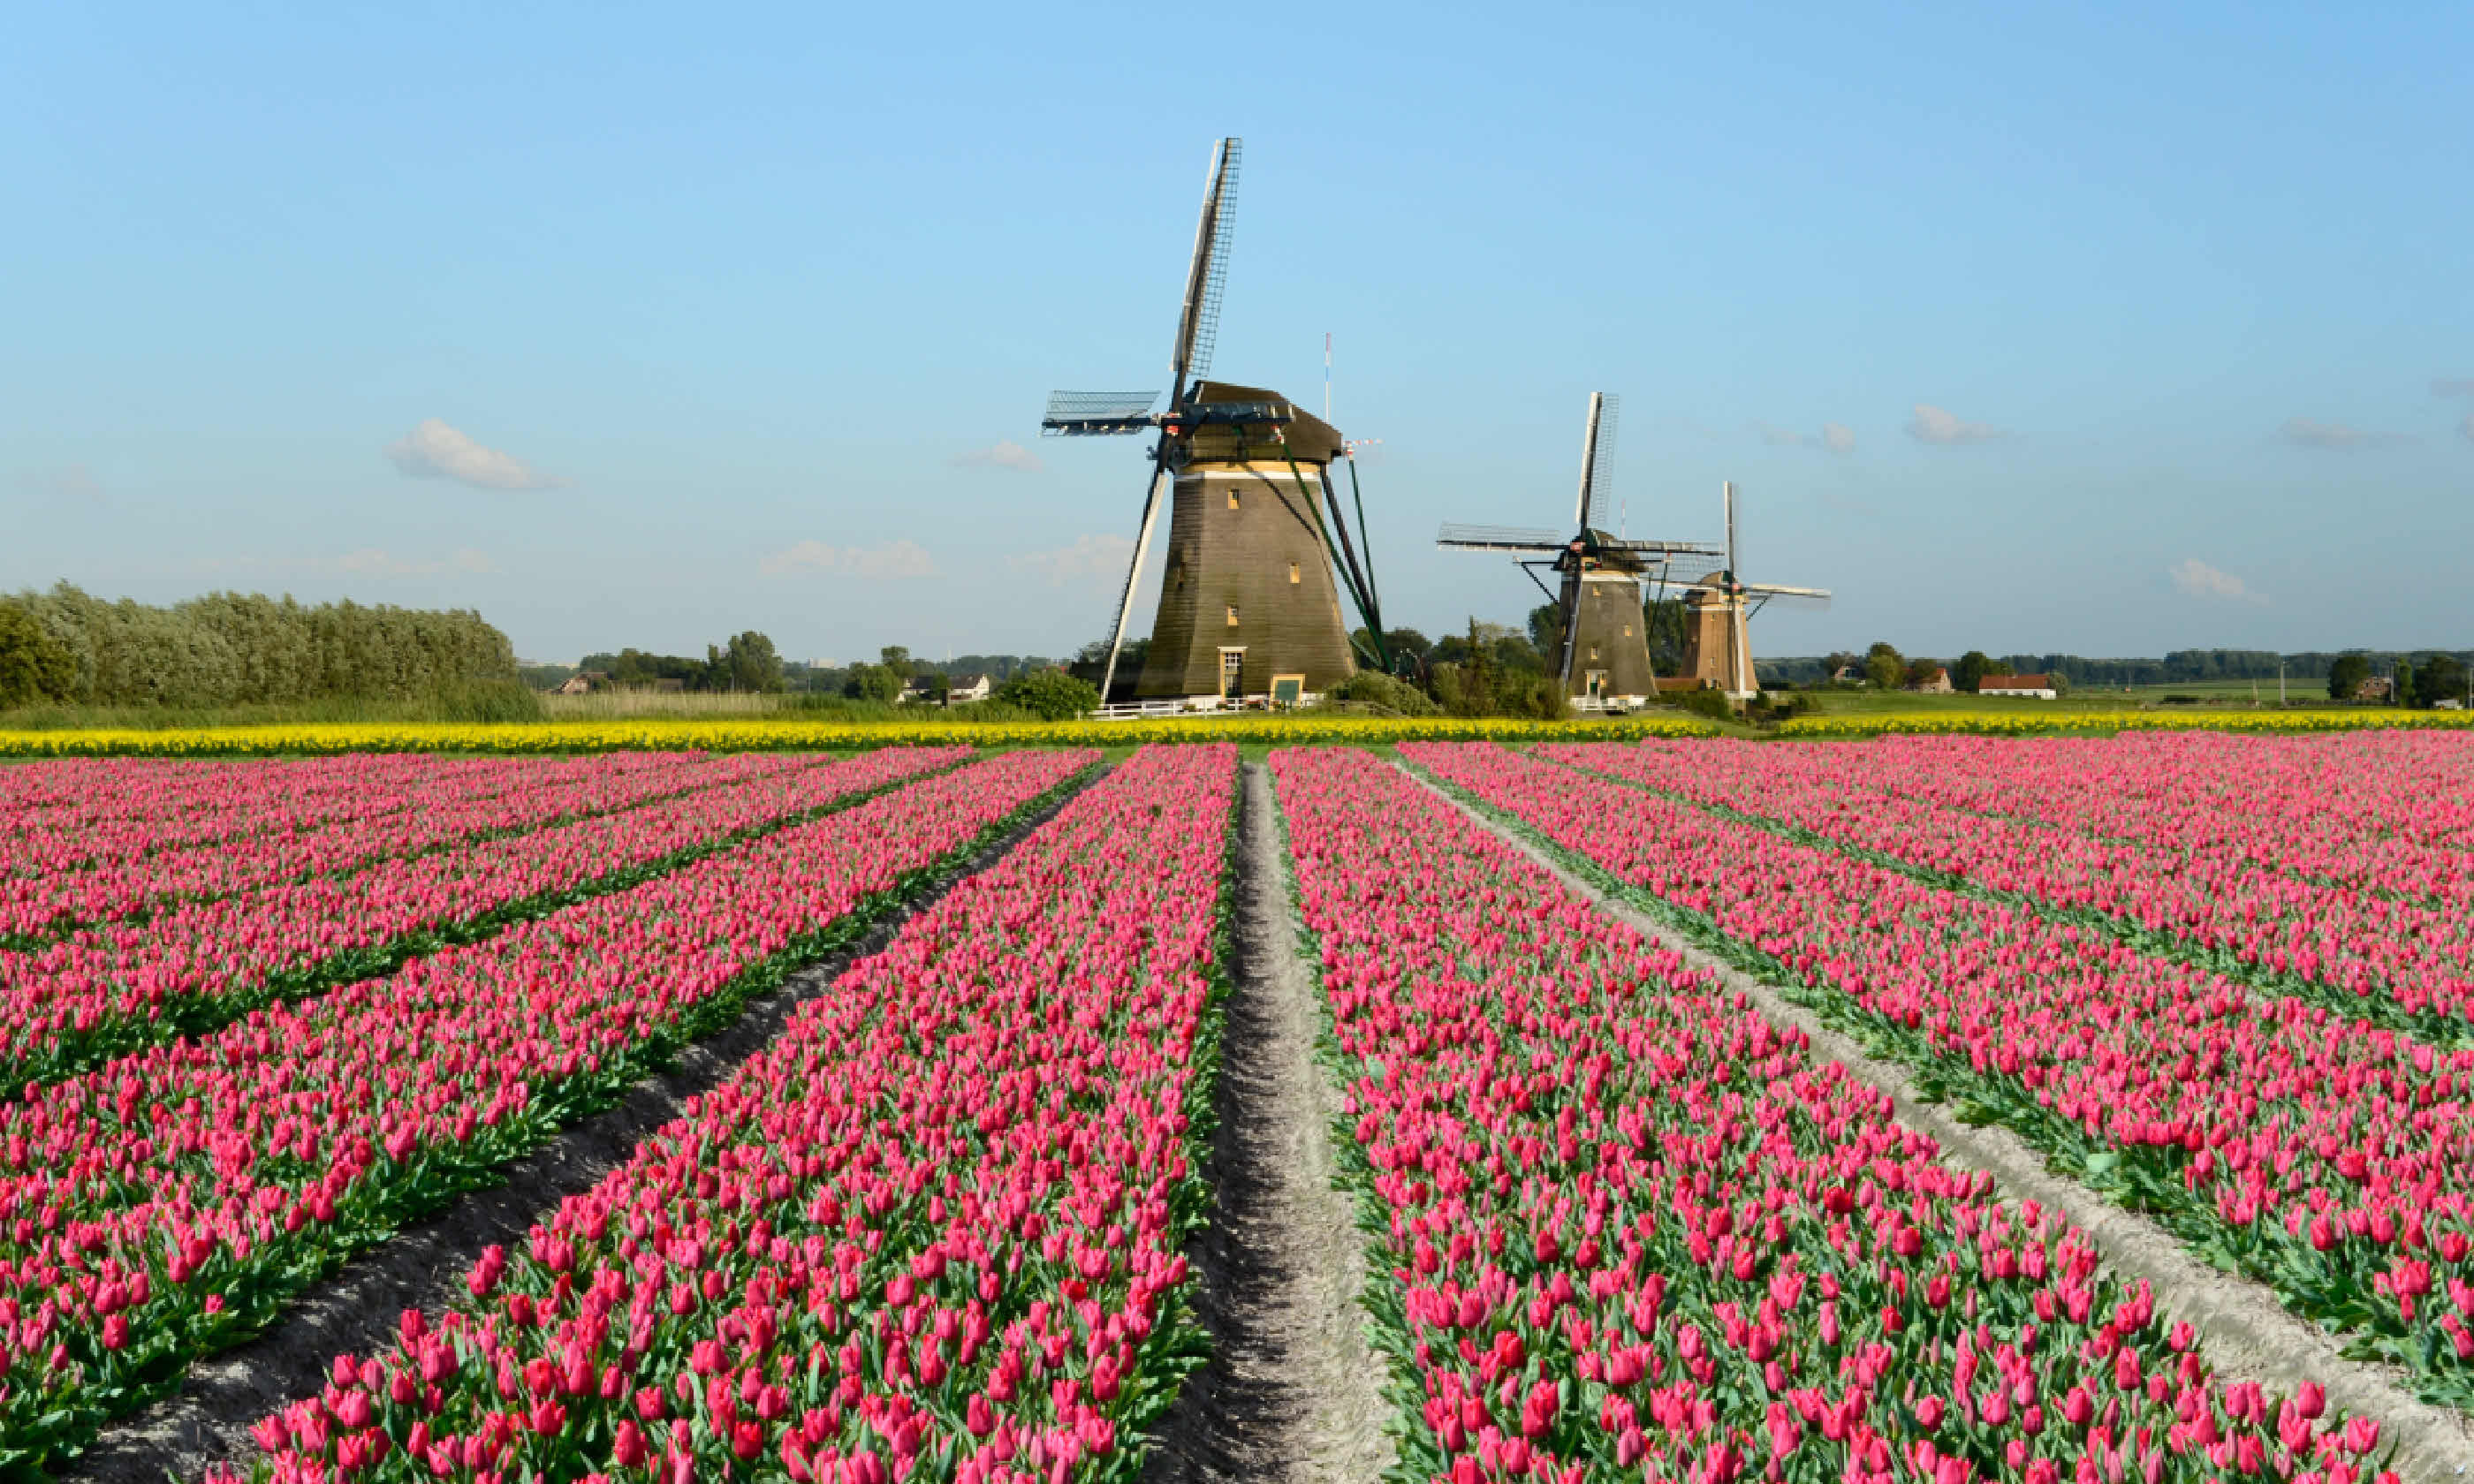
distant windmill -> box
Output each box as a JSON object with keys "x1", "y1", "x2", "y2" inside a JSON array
[
  {"x1": 1437, "y1": 393, "x2": 1722, "y2": 708},
  {"x1": 1042, "y1": 139, "x2": 1386, "y2": 706},
  {"x1": 1675, "y1": 481, "x2": 1831, "y2": 699}
]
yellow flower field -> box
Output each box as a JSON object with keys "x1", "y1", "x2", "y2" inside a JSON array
[
  {"x1": 1776, "y1": 708, "x2": 2474, "y2": 738},
  {"x1": 0, "y1": 711, "x2": 1719, "y2": 757}
]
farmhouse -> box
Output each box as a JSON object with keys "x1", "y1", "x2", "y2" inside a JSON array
[
  {"x1": 1908, "y1": 667, "x2": 1953, "y2": 693},
  {"x1": 1980, "y1": 673, "x2": 2059, "y2": 699},
  {"x1": 946, "y1": 673, "x2": 991, "y2": 705}
]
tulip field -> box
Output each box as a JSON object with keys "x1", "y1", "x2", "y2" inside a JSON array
[{"x1": 4, "y1": 731, "x2": 2466, "y2": 1481}]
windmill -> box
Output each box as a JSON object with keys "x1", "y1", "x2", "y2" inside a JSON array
[
  {"x1": 1041, "y1": 139, "x2": 1386, "y2": 707},
  {"x1": 1673, "y1": 481, "x2": 1831, "y2": 700},
  {"x1": 1436, "y1": 393, "x2": 1721, "y2": 708}
]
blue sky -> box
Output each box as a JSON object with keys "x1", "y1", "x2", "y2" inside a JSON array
[{"x1": 4, "y1": 2, "x2": 2468, "y2": 664}]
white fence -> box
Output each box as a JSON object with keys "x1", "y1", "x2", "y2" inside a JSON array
[{"x1": 1087, "y1": 693, "x2": 1324, "y2": 722}]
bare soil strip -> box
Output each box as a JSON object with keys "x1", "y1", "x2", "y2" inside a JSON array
[
  {"x1": 65, "y1": 767, "x2": 1106, "y2": 1484},
  {"x1": 1401, "y1": 757, "x2": 2474, "y2": 1484},
  {"x1": 1143, "y1": 762, "x2": 1392, "y2": 1484}
]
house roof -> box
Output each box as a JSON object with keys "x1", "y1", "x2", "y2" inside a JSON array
[
  {"x1": 948, "y1": 673, "x2": 989, "y2": 688},
  {"x1": 1980, "y1": 674, "x2": 2054, "y2": 690}
]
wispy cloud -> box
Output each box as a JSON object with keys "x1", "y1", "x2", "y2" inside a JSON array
[
  {"x1": 1906, "y1": 404, "x2": 2008, "y2": 445},
  {"x1": 759, "y1": 539, "x2": 940, "y2": 579},
  {"x1": 1757, "y1": 422, "x2": 1856, "y2": 454},
  {"x1": 2280, "y1": 416, "x2": 2407, "y2": 450},
  {"x1": 2169, "y1": 558, "x2": 2267, "y2": 605},
  {"x1": 1009, "y1": 534, "x2": 1134, "y2": 588},
  {"x1": 2432, "y1": 378, "x2": 2474, "y2": 398},
  {"x1": 385, "y1": 419, "x2": 565, "y2": 490},
  {"x1": 19, "y1": 465, "x2": 104, "y2": 502},
  {"x1": 199, "y1": 548, "x2": 499, "y2": 579},
  {"x1": 950, "y1": 440, "x2": 1043, "y2": 473}
]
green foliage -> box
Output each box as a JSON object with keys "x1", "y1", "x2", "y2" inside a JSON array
[
  {"x1": 2414, "y1": 655, "x2": 2469, "y2": 708},
  {"x1": 425, "y1": 679, "x2": 545, "y2": 723},
  {"x1": 1643, "y1": 598, "x2": 1689, "y2": 676},
  {"x1": 842, "y1": 663, "x2": 903, "y2": 704},
  {"x1": 993, "y1": 669, "x2": 1098, "y2": 720},
  {"x1": 4, "y1": 583, "x2": 514, "y2": 709},
  {"x1": 1902, "y1": 656, "x2": 1944, "y2": 689},
  {"x1": 2328, "y1": 654, "x2": 2371, "y2": 701},
  {"x1": 1527, "y1": 602, "x2": 1564, "y2": 665},
  {"x1": 1863, "y1": 641, "x2": 1905, "y2": 690},
  {"x1": 1674, "y1": 687, "x2": 1736, "y2": 723},
  {"x1": 711, "y1": 631, "x2": 785, "y2": 693},
  {"x1": 1324, "y1": 670, "x2": 1439, "y2": 716},
  {"x1": 0, "y1": 602, "x2": 77, "y2": 708},
  {"x1": 1951, "y1": 650, "x2": 2013, "y2": 693}
]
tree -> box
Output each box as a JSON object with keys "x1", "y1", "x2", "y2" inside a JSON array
[
  {"x1": 878, "y1": 646, "x2": 913, "y2": 677},
  {"x1": 710, "y1": 631, "x2": 783, "y2": 693},
  {"x1": 0, "y1": 602, "x2": 76, "y2": 708},
  {"x1": 1645, "y1": 598, "x2": 1689, "y2": 677},
  {"x1": 1863, "y1": 641, "x2": 1905, "y2": 690},
  {"x1": 2415, "y1": 655, "x2": 2468, "y2": 708},
  {"x1": 842, "y1": 663, "x2": 901, "y2": 703},
  {"x1": 1952, "y1": 651, "x2": 1995, "y2": 693},
  {"x1": 2328, "y1": 654, "x2": 2371, "y2": 702},
  {"x1": 996, "y1": 669, "x2": 1098, "y2": 720},
  {"x1": 2394, "y1": 660, "x2": 2416, "y2": 709},
  {"x1": 1903, "y1": 656, "x2": 1944, "y2": 690},
  {"x1": 1527, "y1": 602, "x2": 1565, "y2": 668}
]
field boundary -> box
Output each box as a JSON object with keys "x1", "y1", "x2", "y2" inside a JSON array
[{"x1": 1393, "y1": 750, "x2": 2474, "y2": 1484}]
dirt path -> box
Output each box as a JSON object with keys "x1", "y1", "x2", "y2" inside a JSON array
[
  {"x1": 1401, "y1": 757, "x2": 2474, "y2": 1484},
  {"x1": 1142, "y1": 762, "x2": 1393, "y2": 1484},
  {"x1": 67, "y1": 769, "x2": 1104, "y2": 1484}
]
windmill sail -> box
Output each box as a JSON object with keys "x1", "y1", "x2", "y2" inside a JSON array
[
  {"x1": 1169, "y1": 139, "x2": 1241, "y2": 398},
  {"x1": 1575, "y1": 392, "x2": 1620, "y2": 531}
]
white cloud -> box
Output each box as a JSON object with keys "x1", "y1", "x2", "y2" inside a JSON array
[
  {"x1": 21, "y1": 465, "x2": 103, "y2": 501},
  {"x1": 385, "y1": 419, "x2": 565, "y2": 490},
  {"x1": 1009, "y1": 534, "x2": 1135, "y2": 588},
  {"x1": 1757, "y1": 422, "x2": 1853, "y2": 453},
  {"x1": 2169, "y1": 558, "x2": 2267, "y2": 605},
  {"x1": 1906, "y1": 404, "x2": 2008, "y2": 445},
  {"x1": 2280, "y1": 416, "x2": 2406, "y2": 450},
  {"x1": 950, "y1": 440, "x2": 1043, "y2": 473},
  {"x1": 759, "y1": 539, "x2": 939, "y2": 579}
]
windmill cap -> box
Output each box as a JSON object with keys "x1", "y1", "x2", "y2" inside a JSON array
[{"x1": 1189, "y1": 381, "x2": 1344, "y2": 463}]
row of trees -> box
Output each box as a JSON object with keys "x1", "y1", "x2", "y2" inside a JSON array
[
  {"x1": 0, "y1": 584, "x2": 517, "y2": 709},
  {"x1": 577, "y1": 632, "x2": 787, "y2": 693},
  {"x1": 2328, "y1": 653, "x2": 2468, "y2": 707}
]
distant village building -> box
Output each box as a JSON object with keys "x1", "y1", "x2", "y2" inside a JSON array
[
  {"x1": 946, "y1": 673, "x2": 991, "y2": 705},
  {"x1": 2353, "y1": 676, "x2": 2397, "y2": 703},
  {"x1": 1909, "y1": 667, "x2": 1954, "y2": 694},
  {"x1": 552, "y1": 672, "x2": 599, "y2": 696},
  {"x1": 898, "y1": 677, "x2": 942, "y2": 706},
  {"x1": 1980, "y1": 674, "x2": 2059, "y2": 700}
]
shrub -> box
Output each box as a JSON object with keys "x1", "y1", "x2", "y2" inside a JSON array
[
  {"x1": 995, "y1": 669, "x2": 1101, "y2": 721},
  {"x1": 1324, "y1": 670, "x2": 1438, "y2": 716},
  {"x1": 0, "y1": 602, "x2": 76, "y2": 708},
  {"x1": 1673, "y1": 687, "x2": 1736, "y2": 723}
]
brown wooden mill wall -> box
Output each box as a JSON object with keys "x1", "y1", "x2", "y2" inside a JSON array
[
  {"x1": 1138, "y1": 463, "x2": 1359, "y2": 699},
  {"x1": 1566, "y1": 573, "x2": 1659, "y2": 699}
]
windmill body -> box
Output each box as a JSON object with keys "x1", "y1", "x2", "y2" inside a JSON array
[
  {"x1": 1437, "y1": 393, "x2": 1720, "y2": 709},
  {"x1": 1677, "y1": 481, "x2": 1831, "y2": 700},
  {"x1": 1042, "y1": 140, "x2": 1384, "y2": 708}
]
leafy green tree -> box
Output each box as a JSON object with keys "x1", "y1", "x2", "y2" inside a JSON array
[
  {"x1": 2394, "y1": 660, "x2": 2416, "y2": 709},
  {"x1": 995, "y1": 670, "x2": 1098, "y2": 720},
  {"x1": 0, "y1": 602, "x2": 76, "y2": 708},
  {"x1": 878, "y1": 646, "x2": 913, "y2": 677},
  {"x1": 2328, "y1": 654, "x2": 2371, "y2": 701},
  {"x1": 1952, "y1": 651, "x2": 1995, "y2": 693},
  {"x1": 705, "y1": 631, "x2": 783, "y2": 693},
  {"x1": 2415, "y1": 655, "x2": 2469, "y2": 708},
  {"x1": 1527, "y1": 602, "x2": 1565, "y2": 667},
  {"x1": 1644, "y1": 598, "x2": 1689, "y2": 677},
  {"x1": 1903, "y1": 656, "x2": 1944, "y2": 690},
  {"x1": 1863, "y1": 641, "x2": 1905, "y2": 690},
  {"x1": 843, "y1": 662, "x2": 901, "y2": 703}
]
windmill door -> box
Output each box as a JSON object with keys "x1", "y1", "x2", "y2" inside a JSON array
[
  {"x1": 1585, "y1": 670, "x2": 1607, "y2": 700},
  {"x1": 1218, "y1": 648, "x2": 1244, "y2": 701}
]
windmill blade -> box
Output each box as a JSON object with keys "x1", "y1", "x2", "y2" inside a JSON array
[
  {"x1": 1042, "y1": 390, "x2": 1160, "y2": 436},
  {"x1": 1097, "y1": 464, "x2": 1175, "y2": 703},
  {"x1": 1438, "y1": 522, "x2": 1563, "y2": 553},
  {"x1": 1606, "y1": 538, "x2": 1725, "y2": 559},
  {"x1": 1575, "y1": 392, "x2": 1620, "y2": 531},
  {"x1": 1740, "y1": 583, "x2": 1832, "y2": 615},
  {"x1": 1167, "y1": 138, "x2": 1241, "y2": 399}
]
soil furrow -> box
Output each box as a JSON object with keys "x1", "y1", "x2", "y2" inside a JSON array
[
  {"x1": 65, "y1": 765, "x2": 1105, "y2": 1484},
  {"x1": 1142, "y1": 762, "x2": 1391, "y2": 1484}
]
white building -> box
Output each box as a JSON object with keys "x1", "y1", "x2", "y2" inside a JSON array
[{"x1": 1979, "y1": 674, "x2": 2059, "y2": 700}]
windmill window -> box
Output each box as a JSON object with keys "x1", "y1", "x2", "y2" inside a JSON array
[
  {"x1": 1287, "y1": 562, "x2": 1300, "y2": 585},
  {"x1": 1623, "y1": 625, "x2": 1634, "y2": 637},
  {"x1": 1226, "y1": 488, "x2": 1241, "y2": 511},
  {"x1": 1226, "y1": 605, "x2": 1240, "y2": 627},
  {"x1": 1590, "y1": 646, "x2": 1601, "y2": 661}
]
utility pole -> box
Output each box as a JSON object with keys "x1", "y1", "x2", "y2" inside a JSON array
[{"x1": 2279, "y1": 661, "x2": 2287, "y2": 707}]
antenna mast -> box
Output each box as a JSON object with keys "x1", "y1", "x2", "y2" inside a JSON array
[{"x1": 1324, "y1": 331, "x2": 1332, "y2": 421}]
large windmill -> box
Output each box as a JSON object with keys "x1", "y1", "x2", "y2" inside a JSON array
[
  {"x1": 1673, "y1": 481, "x2": 1831, "y2": 699},
  {"x1": 1436, "y1": 393, "x2": 1721, "y2": 708},
  {"x1": 1042, "y1": 139, "x2": 1385, "y2": 707}
]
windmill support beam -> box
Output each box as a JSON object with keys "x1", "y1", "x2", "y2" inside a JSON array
[{"x1": 1097, "y1": 465, "x2": 1172, "y2": 705}]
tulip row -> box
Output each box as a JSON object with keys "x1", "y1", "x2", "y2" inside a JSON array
[
  {"x1": 1271, "y1": 746, "x2": 2372, "y2": 1484},
  {"x1": 1405, "y1": 741, "x2": 2474, "y2": 1408},
  {"x1": 213, "y1": 742, "x2": 1239, "y2": 1484},
  {"x1": 1546, "y1": 738, "x2": 2474, "y2": 1027},
  {"x1": 3, "y1": 752, "x2": 801, "y2": 942},
  {"x1": 0, "y1": 747, "x2": 971, "y2": 1094},
  {"x1": 0, "y1": 746, "x2": 1098, "y2": 1471}
]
